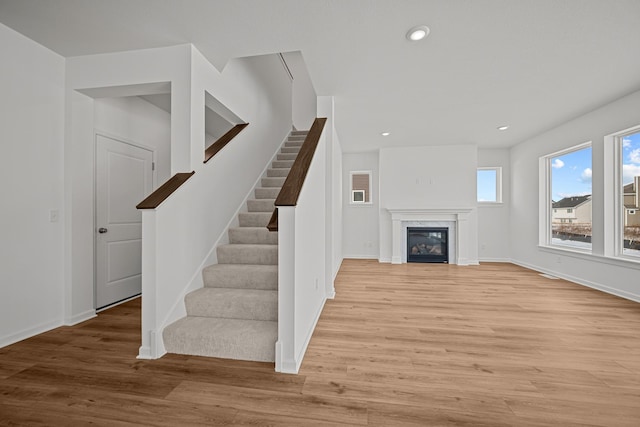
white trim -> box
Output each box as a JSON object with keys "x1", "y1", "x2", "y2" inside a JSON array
[
  {"x1": 512, "y1": 258, "x2": 640, "y2": 303},
  {"x1": 478, "y1": 258, "x2": 512, "y2": 263},
  {"x1": 0, "y1": 319, "x2": 64, "y2": 349},
  {"x1": 538, "y1": 244, "x2": 640, "y2": 269},
  {"x1": 343, "y1": 254, "x2": 378, "y2": 259},
  {"x1": 349, "y1": 170, "x2": 372, "y2": 204}
]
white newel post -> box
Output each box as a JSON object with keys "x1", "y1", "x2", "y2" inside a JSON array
[
  {"x1": 275, "y1": 206, "x2": 296, "y2": 373},
  {"x1": 138, "y1": 210, "x2": 158, "y2": 359}
]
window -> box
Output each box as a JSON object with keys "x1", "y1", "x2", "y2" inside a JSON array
[
  {"x1": 618, "y1": 129, "x2": 640, "y2": 257},
  {"x1": 477, "y1": 167, "x2": 502, "y2": 203},
  {"x1": 541, "y1": 142, "x2": 592, "y2": 251},
  {"x1": 350, "y1": 171, "x2": 372, "y2": 204}
]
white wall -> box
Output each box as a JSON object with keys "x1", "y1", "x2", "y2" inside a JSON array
[
  {"x1": 342, "y1": 151, "x2": 380, "y2": 258},
  {"x1": 0, "y1": 23, "x2": 66, "y2": 346},
  {"x1": 284, "y1": 52, "x2": 317, "y2": 131},
  {"x1": 477, "y1": 148, "x2": 511, "y2": 261},
  {"x1": 65, "y1": 44, "x2": 192, "y2": 325},
  {"x1": 94, "y1": 97, "x2": 171, "y2": 185},
  {"x1": 378, "y1": 145, "x2": 479, "y2": 263},
  {"x1": 510, "y1": 89, "x2": 640, "y2": 302}
]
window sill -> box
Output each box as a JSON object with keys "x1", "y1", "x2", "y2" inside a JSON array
[
  {"x1": 349, "y1": 202, "x2": 374, "y2": 207},
  {"x1": 538, "y1": 244, "x2": 640, "y2": 269},
  {"x1": 477, "y1": 202, "x2": 504, "y2": 207}
]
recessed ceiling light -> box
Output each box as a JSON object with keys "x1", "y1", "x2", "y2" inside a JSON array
[
  {"x1": 497, "y1": 125, "x2": 509, "y2": 131},
  {"x1": 381, "y1": 132, "x2": 390, "y2": 136},
  {"x1": 406, "y1": 25, "x2": 430, "y2": 41}
]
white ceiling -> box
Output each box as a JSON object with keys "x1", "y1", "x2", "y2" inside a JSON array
[{"x1": 2, "y1": 0, "x2": 640, "y2": 152}]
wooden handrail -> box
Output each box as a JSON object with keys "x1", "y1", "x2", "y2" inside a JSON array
[
  {"x1": 136, "y1": 171, "x2": 195, "y2": 209},
  {"x1": 204, "y1": 123, "x2": 249, "y2": 163},
  {"x1": 267, "y1": 117, "x2": 327, "y2": 231},
  {"x1": 267, "y1": 209, "x2": 278, "y2": 232}
]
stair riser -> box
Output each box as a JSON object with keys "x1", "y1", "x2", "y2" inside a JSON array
[
  {"x1": 163, "y1": 317, "x2": 276, "y2": 362},
  {"x1": 247, "y1": 199, "x2": 275, "y2": 212},
  {"x1": 238, "y1": 212, "x2": 272, "y2": 227},
  {"x1": 217, "y1": 245, "x2": 278, "y2": 265},
  {"x1": 228, "y1": 227, "x2": 278, "y2": 245},
  {"x1": 185, "y1": 289, "x2": 277, "y2": 321},
  {"x1": 203, "y1": 266, "x2": 277, "y2": 290},
  {"x1": 285, "y1": 141, "x2": 303, "y2": 147},
  {"x1": 277, "y1": 153, "x2": 297, "y2": 161},
  {"x1": 255, "y1": 187, "x2": 280, "y2": 199},
  {"x1": 281, "y1": 147, "x2": 300, "y2": 154},
  {"x1": 267, "y1": 168, "x2": 290, "y2": 177},
  {"x1": 261, "y1": 177, "x2": 285, "y2": 187},
  {"x1": 271, "y1": 160, "x2": 294, "y2": 169}
]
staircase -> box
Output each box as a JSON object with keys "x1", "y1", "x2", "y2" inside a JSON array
[{"x1": 163, "y1": 130, "x2": 306, "y2": 362}]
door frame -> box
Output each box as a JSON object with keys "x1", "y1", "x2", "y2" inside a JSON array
[{"x1": 93, "y1": 130, "x2": 157, "y2": 310}]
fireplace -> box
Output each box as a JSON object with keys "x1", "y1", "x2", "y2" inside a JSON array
[{"x1": 407, "y1": 227, "x2": 448, "y2": 263}]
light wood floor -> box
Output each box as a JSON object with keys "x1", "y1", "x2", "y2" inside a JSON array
[{"x1": 1, "y1": 260, "x2": 639, "y2": 426}]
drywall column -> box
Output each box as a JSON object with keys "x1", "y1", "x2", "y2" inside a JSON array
[
  {"x1": 275, "y1": 206, "x2": 296, "y2": 373},
  {"x1": 318, "y1": 96, "x2": 336, "y2": 297}
]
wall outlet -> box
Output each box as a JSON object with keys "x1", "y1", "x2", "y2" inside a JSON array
[
  {"x1": 481, "y1": 244, "x2": 486, "y2": 250},
  {"x1": 49, "y1": 209, "x2": 59, "y2": 223},
  {"x1": 556, "y1": 256, "x2": 562, "y2": 264}
]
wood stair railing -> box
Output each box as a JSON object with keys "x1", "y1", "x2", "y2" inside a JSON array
[
  {"x1": 137, "y1": 172, "x2": 195, "y2": 209},
  {"x1": 267, "y1": 117, "x2": 327, "y2": 231},
  {"x1": 137, "y1": 123, "x2": 248, "y2": 210},
  {"x1": 204, "y1": 123, "x2": 249, "y2": 164}
]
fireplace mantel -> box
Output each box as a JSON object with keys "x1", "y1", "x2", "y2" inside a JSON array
[{"x1": 387, "y1": 208, "x2": 473, "y2": 265}]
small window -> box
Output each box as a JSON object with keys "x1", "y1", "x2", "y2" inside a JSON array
[
  {"x1": 567, "y1": 209, "x2": 573, "y2": 213},
  {"x1": 629, "y1": 210, "x2": 636, "y2": 215},
  {"x1": 351, "y1": 190, "x2": 365, "y2": 203},
  {"x1": 350, "y1": 171, "x2": 372, "y2": 204},
  {"x1": 477, "y1": 167, "x2": 502, "y2": 203}
]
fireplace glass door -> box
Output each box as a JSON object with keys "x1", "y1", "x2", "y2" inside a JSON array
[{"x1": 407, "y1": 227, "x2": 448, "y2": 263}]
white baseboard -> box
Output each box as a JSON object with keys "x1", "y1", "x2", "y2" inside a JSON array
[
  {"x1": 343, "y1": 254, "x2": 378, "y2": 260},
  {"x1": 379, "y1": 257, "x2": 391, "y2": 263},
  {"x1": 478, "y1": 258, "x2": 512, "y2": 263},
  {"x1": 511, "y1": 259, "x2": 640, "y2": 303},
  {"x1": 0, "y1": 318, "x2": 63, "y2": 349},
  {"x1": 64, "y1": 309, "x2": 97, "y2": 326}
]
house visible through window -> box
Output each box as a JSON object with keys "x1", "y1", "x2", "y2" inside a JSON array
[
  {"x1": 477, "y1": 167, "x2": 502, "y2": 203},
  {"x1": 544, "y1": 143, "x2": 592, "y2": 251},
  {"x1": 350, "y1": 171, "x2": 372, "y2": 204}
]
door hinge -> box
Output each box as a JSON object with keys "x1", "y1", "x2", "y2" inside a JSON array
[{"x1": 152, "y1": 162, "x2": 155, "y2": 171}]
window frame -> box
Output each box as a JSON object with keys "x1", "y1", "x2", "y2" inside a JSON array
[
  {"x1": 349, "y1": 170, "x2": 373, "y2": 205},
  {"x1": 607, "y1": 125, "x2": 640, "y2": 260},
  {"x1": 477, "y1": 167, "x2": 503, "y2": 204},
  {"x1": 539, "y1": 141, "x2": 592, "y2": 252}
]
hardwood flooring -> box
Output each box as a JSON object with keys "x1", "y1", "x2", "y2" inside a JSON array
[{"x1": 1, "y1": 260, "x2": 639, "y2": 426}]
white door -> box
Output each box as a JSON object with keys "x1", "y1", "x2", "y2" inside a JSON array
[{"x1": 96, "y1": 134, "x2": 153, "y2": 309}]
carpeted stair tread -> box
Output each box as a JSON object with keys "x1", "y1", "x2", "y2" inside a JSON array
[
  {"x1": 185, "y1": 288, "x2": 277, "y2": 321},
  {"x1": 281, "y1": 147, "x2": 300, "y2": 154},
  {"x1": 203, "y1": 264, "x2": 277, "y2": 290},
  {"x1": 267, "y1": 168, "x2": 290, "y2": 177},
  {"x1": 217, "y1": 244, "x2": 277, "y2": 265},
  {"x1": 285, "y1": 140, "x2": 303, "y2": 147},
  {"x1": 277, "y1": 153, "x2": 297, "y2": 161},
  {"x1": 271, "y1": 160, "x2": 294, "y2": 169},
  {"x1": 163, "y1": 317, "x2": 277, "y2": 362},
  {"x1": 238, "y1": 211, "x2": 274, "y2": 227},
  {"x1": 261, "y1": 176, "x2": 286, "y2": 187},
  {"x1": 247, "y1": 198, "x2": 275, "y2": 212},
  {"x1": 254, "y1": 187, "x2": 281, "y2": 199},
  {"x1": 229, "y1": 227, "x2": 278, "y2": 244}
]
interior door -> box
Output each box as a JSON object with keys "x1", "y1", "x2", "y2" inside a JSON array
[{"x1": 96, "y1": 134, "x2": 153, "y2": 309}]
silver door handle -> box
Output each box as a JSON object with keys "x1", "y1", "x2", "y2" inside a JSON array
[{"x1": 98, "y1": 227, "x2": 108, "y2": 234}]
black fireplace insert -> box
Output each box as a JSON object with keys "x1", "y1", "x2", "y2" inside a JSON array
[{"x1": 407, "y1": 227, "x2": 448, "y2": 263}]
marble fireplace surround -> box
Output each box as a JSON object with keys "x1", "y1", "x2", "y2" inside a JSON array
[{"x1": 388, "y1": 208, "x2": 473, "y2": 265}]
